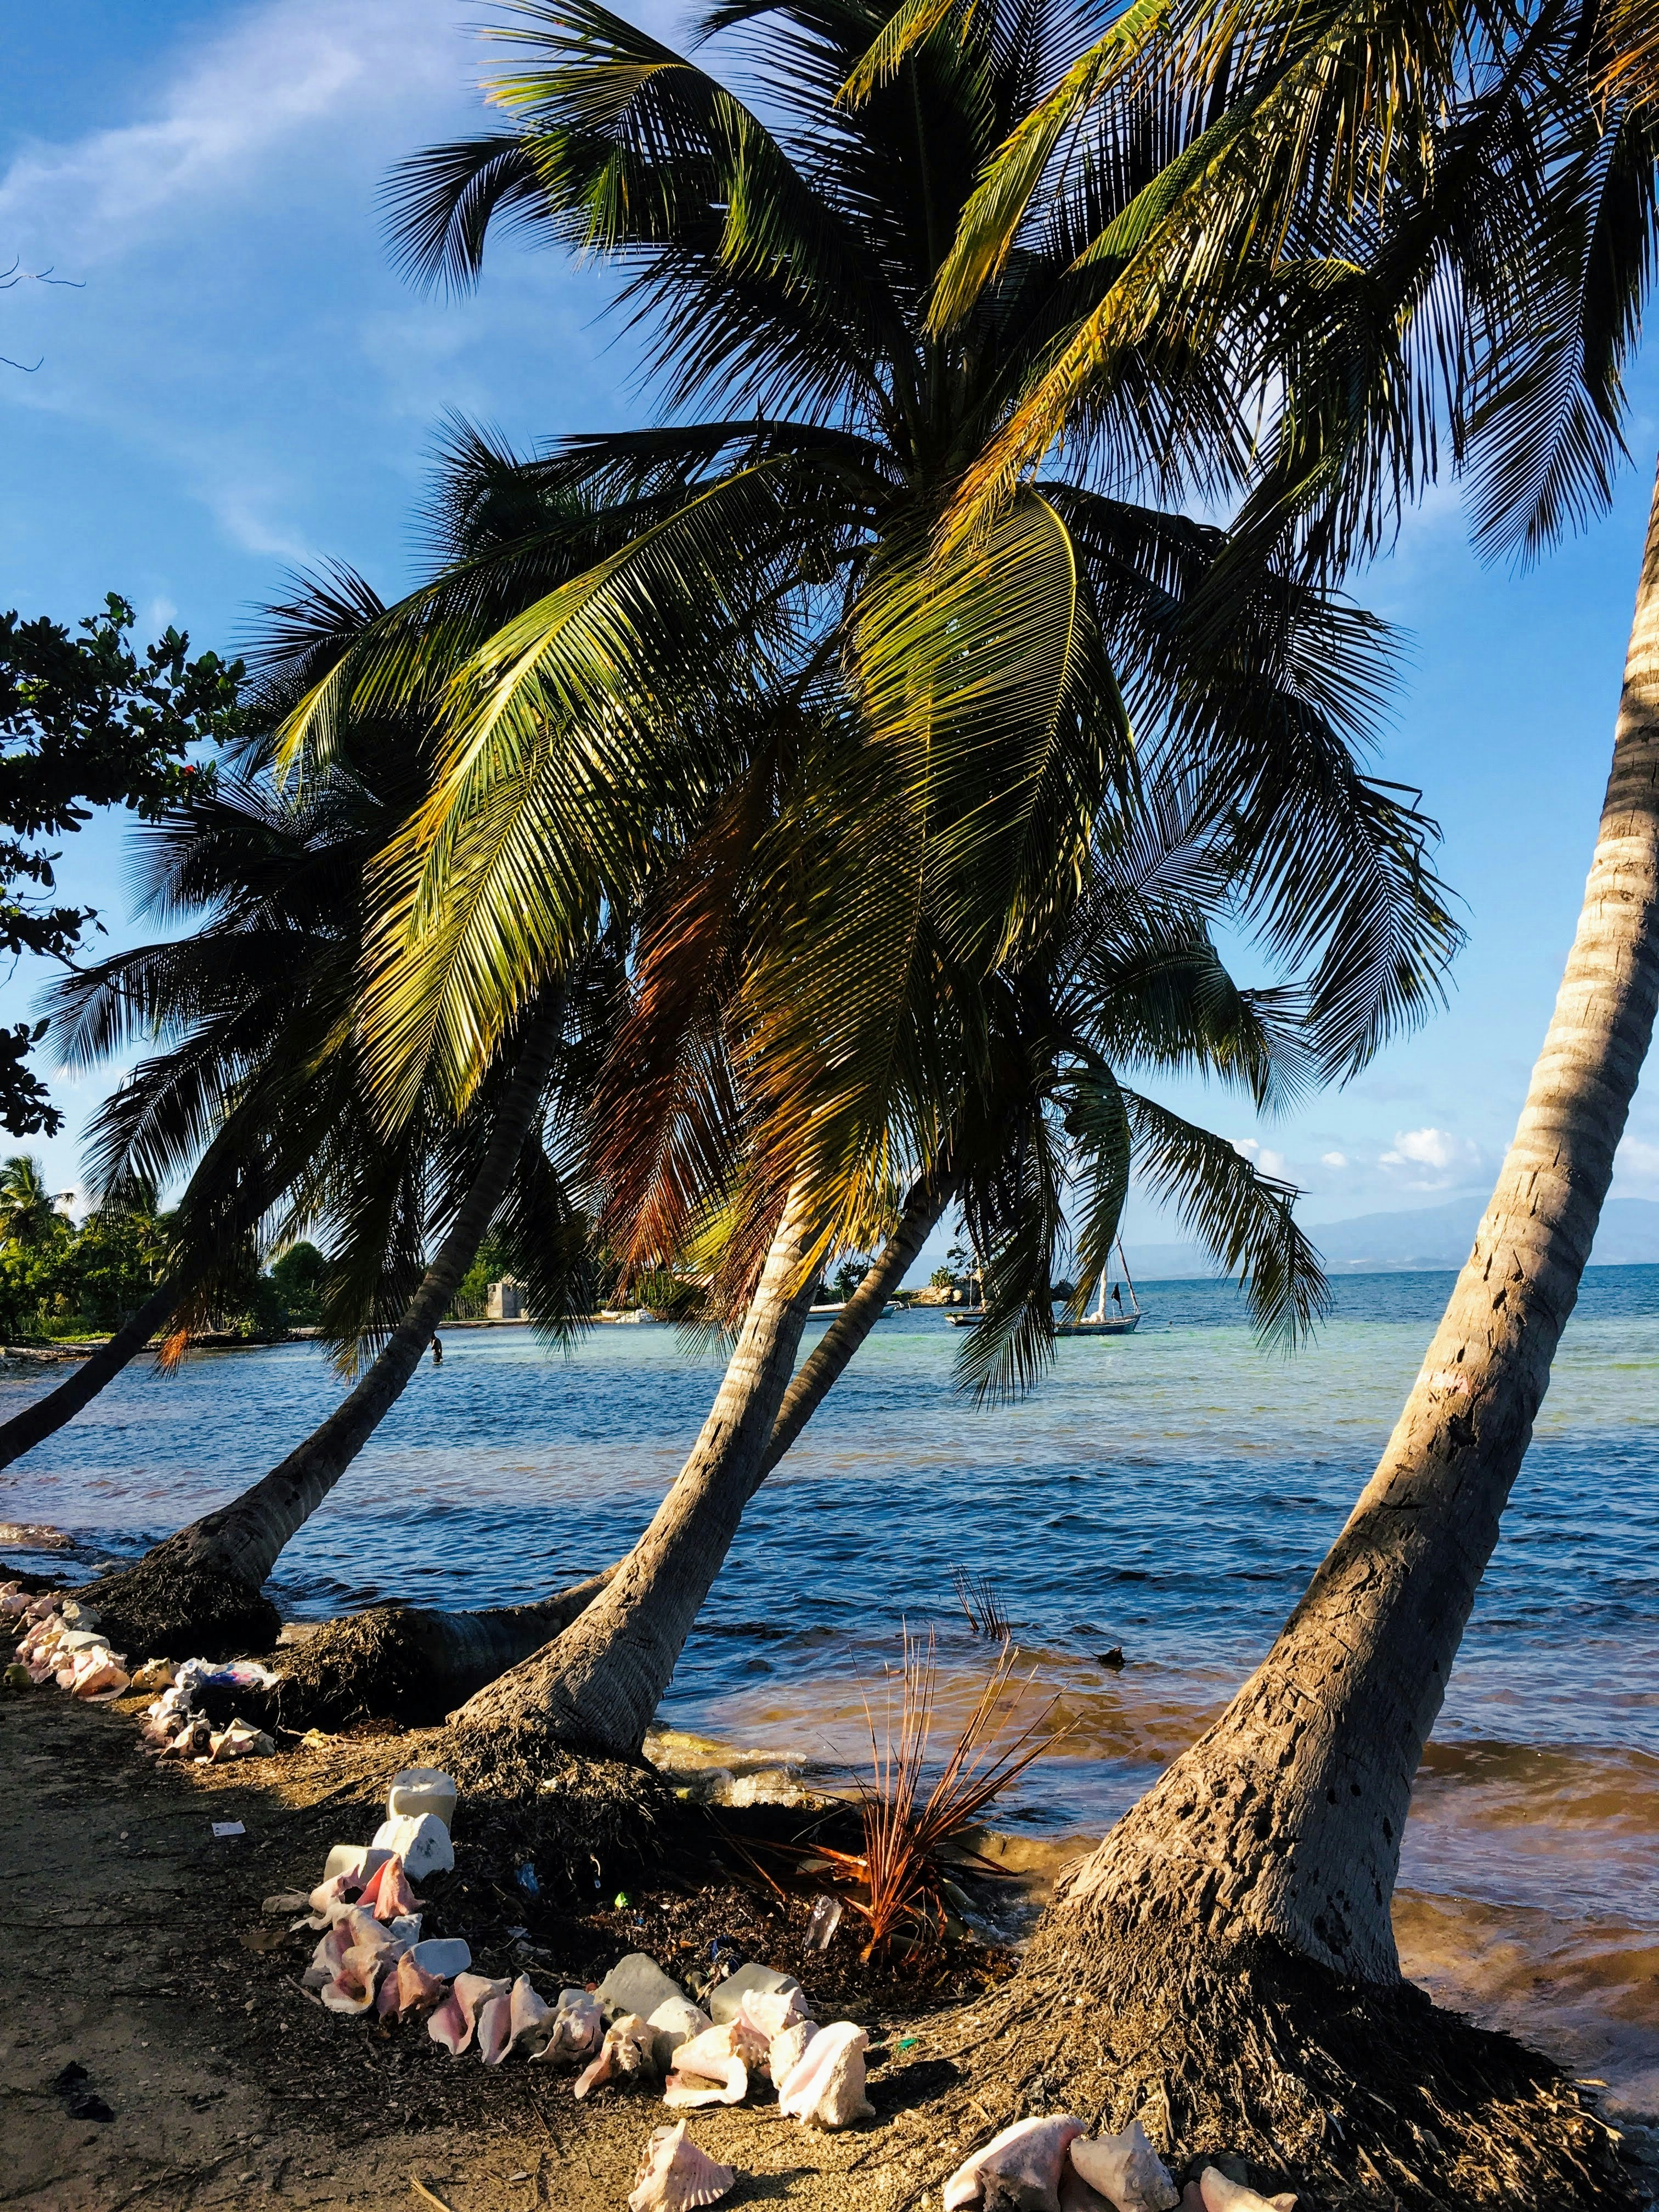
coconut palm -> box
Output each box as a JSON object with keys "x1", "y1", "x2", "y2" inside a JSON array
[
  {"x1": 815, "y1": 0, "x2": 1659, "y2": 2193},
  {"x1": 0, "y1": 1153, "x2": 67, "y2": 1251}
]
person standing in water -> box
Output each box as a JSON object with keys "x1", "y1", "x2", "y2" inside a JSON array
[{"x1": 430, "y1": 1334, "x2": 443, "y2": 1366}]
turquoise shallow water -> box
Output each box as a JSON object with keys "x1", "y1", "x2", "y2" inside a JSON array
[{"x1": 4, "y1": 1267, "x2": 1658, "y2": 2111}]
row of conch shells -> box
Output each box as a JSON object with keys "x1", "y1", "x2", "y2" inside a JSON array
[
  {"x1": 944, "y1": 2116, "x2": 1299, "y2": 2212},
  {"x1": 9, "y1": 1589, "x2": 133, "y2": 1702}
]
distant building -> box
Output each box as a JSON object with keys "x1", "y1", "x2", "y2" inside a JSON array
[{"x1": 486, "y1": 1278, "x2": 525, "y2": 1321}]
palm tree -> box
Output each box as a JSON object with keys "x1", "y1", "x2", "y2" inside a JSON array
[
  {"x1": 818, "y1": 0, "x2": 1659, "y2": 2194},
  {"x1": 274, "y1": 0, "x2": 1458, "y2": 1757},
  {"x1": 0, "y1": 1154, "x2": 67, "y2": 1252}
]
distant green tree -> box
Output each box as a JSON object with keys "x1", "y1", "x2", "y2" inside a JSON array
[{"x1": 268, "y1": 1240, "x2": 328, "y2": 1328}]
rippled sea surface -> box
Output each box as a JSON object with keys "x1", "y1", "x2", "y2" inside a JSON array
[{"x1": 4, "y1": 1267, "x2": 1658, "y2": 2113}]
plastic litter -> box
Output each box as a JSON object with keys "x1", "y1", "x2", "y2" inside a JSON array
[
  {"x1": 804, "y1": 1894, "x2": 843, "y2": 1950},
  {"x1": 212, "y1": 1821, "x2": 246, "y2": 1838}
]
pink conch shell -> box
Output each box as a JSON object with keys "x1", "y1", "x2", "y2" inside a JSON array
[
  {"x1": 70, "y1": 1654, "x2": 131, "y2": 1699},
  {"x1": 532, "y1": 1987, "x2": 604, "y2": 2065},
  {"x1": 1069, "y1": 2123, "x2": 1180, "y2": 2212},
  {"x1": 662, "y1": 2024, "x2": 748, "y2": 2109},
  {"x1": 1197, "y1": 2170, "x2": 1295, "y2": 2212},
  {"x1": 627, "y1": 2120, "x2": 737, "y2": 2212},
  {"x1": 304, "y1": 1873, "x2": 354, "y2": 1928},
  {"x1": 943, "y1": 2115, "x2": 1085, "y2": 2210},
  {"x1": 1060, "y1": 2168, "x2": 1113, "y2": 2212},
  {"x1": 320, "y1": 1946, "x2": 383, "y2": 2014},
  {"x1": 303, "y1": 1920, "x2": 353, "y2": 1990},
  {"x1": 647, "y1": 1996, "x2": 713, "y2": 2073},
  {"x1": 394, "y1": 1950, "x2": 447, "y2": 2016},
  {"x1": 477, "y1": 1993, "x2": 512, "y2": 2066},
  {"x1": 775, "y1": 2020, "x2": 873, "y2": 2131},
  {"x1": 508, "y1": 1974, "x2": 554, "y2": 2051},
  {"x1": 769, "y1": 2018, "x2": 816, "y2": 2086},
  {"x1": 737, "y1": 1986, "x2": 808, "y2": 2045},
  {"x1": 358, "y1": 1853, "x2": 421, "y2": 1923},
  {"x1": 574, "y1": 2012, "x2": 657, "y2": 2099},
  {"x1": 427, "y1": 1971, "x2": 509, "y2": 2056}
]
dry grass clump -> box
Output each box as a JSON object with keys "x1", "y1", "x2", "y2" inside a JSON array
[
  {"x1": 951, "y1": 1564, "x2": 1012, "y2": 1639},
  {"x1": 815, "y1": 1628, "x2": 1062, "y2": 1961}
]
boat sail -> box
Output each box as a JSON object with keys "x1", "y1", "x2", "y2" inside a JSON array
[{"x1": 1054, "y1": 1240, "x2": 1142, "y2": 1336}]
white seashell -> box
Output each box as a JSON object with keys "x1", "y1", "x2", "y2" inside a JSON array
[
  {"x1": 508, "y1": 1974, "x2": 554, "y2": 2051},
  {"x1": 944, "y1": 2115, "x2": 1085, "y2": 2210},
  {"x1": 533, "y1": 1987, "x2": 605, "y2": 2066},
  {"x1": 386, "y1": 1765, "x2": 458, "y2": 1829},
  {"x1": 627, "y1": 2120, "x2": 737, "y2": 2212},
  {"x1": 1197, "y1": 2170, "x2": 1291, "y2": 2212},
  {"x1": 408, "y1": 1937, "x2": 470, "y2": 1979},
  {"x1": 707, "y1": 1962, "x2": 809, "y2": 2025},
  {"x1": 597, "y1": 1953, "x2": 686, "y2": 2022},
  {"x1": 662, "y1": 2024, "x2": 748, "y2": 2109},
  {"x1": 574, "y1": 2012, "x2": 657, "y2": 2099},
  {"x1": 647, "y1": 1996, "x2": 712, "y2": 2072},
  {"x1": 1069, "y1": 2121, "x2": 1180, "y2": 2212},
  {"x1": 768, "y1": 2019, "x2": 816, "y2": 2085},
  {"x1": 775, "y1": 2020, "x2": 873, "y2": 2130},
  {"x1": 371, "y1": 1812, "x2": 454, "y2": 1881},
  {"x1": 72, "y1": 1657, "x2": 132, "y2": 1700},
  {"x1": 736, "y1": 1986, "x2": 808, "y2": 2046},
  {"x1": 477, "y1": 1993, "x2": 512, "y2": 2066}
]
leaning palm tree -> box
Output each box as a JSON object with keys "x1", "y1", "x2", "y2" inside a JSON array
[{"x1": 808, "y1": 0, "x2": 1659, "y2": 2197}]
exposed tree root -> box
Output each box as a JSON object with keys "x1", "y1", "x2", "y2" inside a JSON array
[
  {"x1": 87, "y1": 1542, "x2": 279, "y2": 1661},
  {"x1": 881, "y1": 1907, "x2": 1640, "y2": 2212}
]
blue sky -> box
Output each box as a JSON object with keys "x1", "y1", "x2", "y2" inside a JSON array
[{"x1": 3, "y1": 0, "x2": 1658, "y2": 1248}]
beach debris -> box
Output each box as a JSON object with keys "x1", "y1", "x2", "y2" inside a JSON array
[
  {"x1": 427, "y1": 1971, "x2": 510, "y2": 2057},
  {"x1": 533, "y1": 1988, "x2": 605, "y2": 2066},
  {"x1": 371, "y1": 1810, "x2": 454, "y2": 1881},
  {"x1": 707, "y1": 1961, "x2": 809, "y2": 2026},
  {"x1": 1197, "y1": 2170, "x2": 1295, "y2": 2212},
  {"x1": 575, "y1": 2011, "x2": 658, "y2": 2099},
  {"x1": 805, "y1": 1893, "x2": 843, "y2": 1950},
  {"x1": 408, "y1": 1937, "x2": 470, "y2": 1979},
  {"x1": 386, "y1": 1766, "x2": 458, "y2": 1830},
  {"x1": 599, "y1": 1953, "x2": 687, "y2": 2022},
  {"x1": 207, "y1": 1718, "x2": 275, "y2": 1760},
  {"x1": 944, "y1": 2115, "x2": 1086, "y2": 2210},
  {"x1": 775, "y1": 2021, "x2": 874, "y2": 2130},
  {"x1": 647, "y1": 1996, "x2": 713, "y2": 2073},
  {"x1": 211, "y1": 1820, "x2": 246, "y2": 1839},
  {"x1": 1069, "y1": 2123, "x2": 1179, "y2": 2212},
  {"x1": 663, "y1": 2024, "x2": 750, "y2": 2109},
  {"x1": 358, "y1": 1853, "x2": 421, "y2": 1923},
  {"x1": 323, "y1": 1842, "x2": 393, "y2": 1887},
  {"x1": 129, "y1": 1658, "x2": 176, "y2": 1691},
  {"x1": 628, "y1": 2121, "x2": 736, "y2": 2212},
  {"x1": 3, "y1": 1661, "x2": 29, "y2": 1691}
]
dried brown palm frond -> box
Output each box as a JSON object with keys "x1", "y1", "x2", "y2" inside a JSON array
[{"x1": 815, "y1": 1627, "x2": 1064, "y2": 1961}]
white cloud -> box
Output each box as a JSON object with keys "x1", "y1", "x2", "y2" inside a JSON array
[
  {"x1": 1378, "y1": 1125, "x2": 1482, "y2": 1190},
  {"x1": 1613, "y1": 1135, "x2": 1659, "y2": 1182},
  {"x1": 1321, "y1": 1150, "x2": 1348, "y2": 1169},
  {"x1": 0, "y1": 0, "x2": 466, "y2": 263},
  {"x1": 1234, "y1": 1138, "x2": 1289, "y2": 1178}
]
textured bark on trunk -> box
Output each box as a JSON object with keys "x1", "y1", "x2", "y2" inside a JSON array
[
  {"x1": 0, "y1": 1269, "x2": 185, "y2": 1470},
  {"x1": 454, "y1": 1179, "x2": 824, "y2": 1756},
  {"x1": 1049, "y1": 456, "x2": 1659, "y2": 1985},
  {"x1": 262, "y1": 1178, "x2": 947, "y2": 1728},
  {"x1": 89, "y1": 1008, "x2": 563, "y2": 1658}
]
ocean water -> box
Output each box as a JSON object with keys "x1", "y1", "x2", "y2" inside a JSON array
[{"x1": 4, "y1": 1268, "x2": 1657, "y2": 2115}]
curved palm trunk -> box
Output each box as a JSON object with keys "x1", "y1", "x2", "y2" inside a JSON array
[
  {"x1": 267, "y1": 1176, "x2": 950, "y2": 1730},
  {"x1": 454, "y1": 1180, "x2": 824, "y2": 1757},
  {"x1": 1047, "y1": 456, "x2": 1659, "y2": 1984},
  {"x1": 89, "y1": 1009, "x2": 563, "y2": 1659},
  {"x1": 0, "y1": 1269, "x2": 188, "y2": 1470}
]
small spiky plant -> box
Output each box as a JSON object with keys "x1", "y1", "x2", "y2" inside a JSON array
[
  {"x1": 951, "y1": 1564, "x2": 1012, "y2": 1640},
  {"x1": 820, "y1": 1628, "x2": 1062, "y2": 1961}
]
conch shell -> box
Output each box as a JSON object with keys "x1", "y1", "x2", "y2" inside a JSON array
[
  {"x1": 357, "y1": 1853, "x2": 421, "y2": 1923},
  {"x1": 507, "y1": 1973, "x2": 554, "y2": 2053},
  {"x1": 1198, "y1": 2170, "x2": 1296, "y2": 2212},
  {"x1": 574, "y1": 2012, "x2": 657, "y2": 2098},
  {"x1": 533, "y1": 1987, "x2": 605, "y2": 2066},
  {"x1": 769, "y1": 2018, "x2": 816, "y2": 2086},
  {"x1": 628, "y1": 2120, "x2": 736, "y2": 2211},
  {"x1": 647, "y1": 1996, "x2": 713, "y2": 2073},
  {"x1": 944, "y1": 2115, "x2": 1085, "y2": 2210},
  {"x1": 662, "y1": 2024, "x2": 748, "y2": 2109},
  {"x1": 1069, "y1": 2122, "x2": 1179, "y2": 2212},
  {"x1": 427, "y1": 1971, "x2": 510, "y2": 2056},
  {"x1": 775, "y1": 2020, "x2": 873, "y2": 2130}
]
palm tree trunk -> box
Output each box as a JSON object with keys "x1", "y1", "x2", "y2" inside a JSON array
[
  {"x1": 1049, "y1": 458, "x2": 1659, "y2": 1986},
  {"x1": 0, "y1": 1269, "x2": 188, "y2": 1470},
  {"x1": 256, "y1": 1186, "x2": 946, "y2": 1734},
  {"x1": 264, "y1": 1175, "x2": 951, "y2": 1730},
  {"x1": 89, "y1": 1007, "x2": 563, "y2": 1659},
  {"x1": 453, "y1": 1178, "x2": 824, "y2": 1757}
]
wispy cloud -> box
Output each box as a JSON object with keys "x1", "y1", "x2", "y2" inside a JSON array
[{"x1": 1378, "y1": 1125, "x2": 1483, "y2": 1190}]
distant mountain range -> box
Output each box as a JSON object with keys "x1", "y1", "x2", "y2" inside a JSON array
[{"x1": 1128, "y1": 1195, "x2": 1659, "y2": 1278}]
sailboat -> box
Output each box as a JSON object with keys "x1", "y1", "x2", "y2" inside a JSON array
[{"x1": 1054, "y1": 1240, "x2": 1142, "y2": 1336}]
